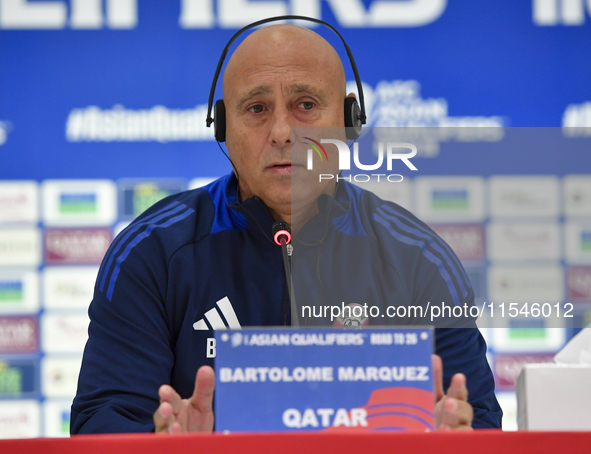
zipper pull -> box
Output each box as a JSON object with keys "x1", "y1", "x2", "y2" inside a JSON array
[{"x1": 287, "y1": 244, "x2": 293, "y2": 256}]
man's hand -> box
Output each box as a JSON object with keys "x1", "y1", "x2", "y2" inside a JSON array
[
  {"x1": 154, "y1": 365, "x2": 215, "y2": 433},
  {"x1": 432, "y1": 354, "x2": 473, "y2": 431}
]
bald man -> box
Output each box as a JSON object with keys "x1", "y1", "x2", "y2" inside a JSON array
[
  {"x1": 222, "y1": 24, "x2": 350, "y2": 231},
  {"x1": 71, "y1": 24, "x2": 501, "y2": 434}
]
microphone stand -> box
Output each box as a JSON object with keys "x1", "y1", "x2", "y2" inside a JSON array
[
  {"x1": 280, "y1": 239, "x2": 298, "y2": 327},
  {"x1": 273, "y1": 220, "x2": 298, "y2": 327}
]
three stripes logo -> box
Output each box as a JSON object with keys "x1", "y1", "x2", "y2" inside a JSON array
[{"x1": 193, "y1": 296, "x2": 241, "y2": 331}]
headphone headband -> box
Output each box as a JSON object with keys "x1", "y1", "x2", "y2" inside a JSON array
[{"x1": 205, "y1": 15, "x2": 367, "y2": 128}]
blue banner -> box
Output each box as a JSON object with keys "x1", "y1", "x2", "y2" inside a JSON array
[{"x1": 215, "y1": 327, "x2": 434, "y2": 432}]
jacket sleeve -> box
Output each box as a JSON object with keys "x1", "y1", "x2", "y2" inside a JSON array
[
  {"x1": 409, "y1": 227, "x2": 502, "y2": 428},
  {"x1": 71, "y1": 222, "x2": 176, "y2": 434},
  {"x1": 370, "y1": 200, "x2": 502, "y2": 429},
  {"x1": 435, "y1": 326, "x2": 502, "y2": 429},
  {"x1": 410, "y1": 231, "x2": 502, "y2": 429}
]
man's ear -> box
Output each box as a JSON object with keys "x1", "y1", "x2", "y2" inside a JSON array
[{"x1": 346, "y1": 92, "x2": 357, "y2": 100}]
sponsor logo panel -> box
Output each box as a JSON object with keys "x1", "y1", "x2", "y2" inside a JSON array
[
  {"x1": 432, "y1": 189, "x2": 468, "y2": 210},
  {"x1": 60, "y1": 193, "x2": 97, "y2": 214},
  {"x1": 42, "y1": 180, "x2": 117, "y2": 226},
  {"x1": 355, "y1": 178, "x2": 413, "y2": 212},
  {"x1": 0, "y1": 281, "x2": 22, "y2": 304},
  {"x1": 565, "y1": 222, "x2": 591, "y2": 264},
  {"x1": 0, "y1": 401, "x2": 40, "y2": 439},
  {"x1": 117, "y1": 179, "x2": 187, "y2": 220},
  {"x1": 490, "y1": 322, "x2": 566, "y2": 353},
  {"x1": 563, "y1": 175, "x2": 591, "y2": 217},
  {"x1": 488, "y1": 265, "x2": 564, "y2": 303},
  {"x1": 507, "y1": 319, "x2": 557, "y2": 341},
  {"x1": 44, "y1": 228, "x2": 112, "y2": 265},
  {"x1": 567, "y1": 267, "x2": 591, "y2": 301},
  {"x1": 41, "y1": 314, "x2": 89, "y2": 354},
  {"x1": 43, "y1": 400, "x2": 73, "y2": 437},
  {"x1": 41, "y1": 356, "x2": 82, "y2": 398},
  {"x1": 0, "y1": 359, "x2": 38, "y2": 397},
  {"x1": 489, "y1": 176, "x2": 559, "y2": 218},
  {"x1": 0, "y1": 181, "x2": 39, "y2": 224},
  {"x1": 42, "y1": 267, "x2": 98, "y2": 310},
  {"x1": 0, "y1": 271, "x2": 40, "y2": 314},
  {"x1": 0, "y1": 316, "x2": 38, "y2": 353},
  {"x1": 415, "y1": 177, "x2": 485, "y2": 222},
  {"x1": 0, "y1": 228, "x2": 42, "y2": 267},
  {"x1": 493, "y1": 353, "x2": 556, "y2": 391},
  {"x1": 431, "y1": 224, "x2": 485, "y2": 261},
  {"x1": 487, "y1": 222, "x2": 561, "y2": 261}
]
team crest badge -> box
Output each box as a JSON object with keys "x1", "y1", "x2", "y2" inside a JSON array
[{"x1": 333, "y1": 303, "x2": 369, "y2": 329}]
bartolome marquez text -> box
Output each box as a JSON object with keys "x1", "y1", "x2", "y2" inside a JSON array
[{"x1": 219, "y1": 366, "x2": 430, "y2": 383}]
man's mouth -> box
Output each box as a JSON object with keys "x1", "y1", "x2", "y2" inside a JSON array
[{"x1": 267, "y1": 162, "x2": 301, "y2": 175}]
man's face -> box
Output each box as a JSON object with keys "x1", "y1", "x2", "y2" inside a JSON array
[{"x1": 223, "y1": 26, "x2": 346, "y2": 219}]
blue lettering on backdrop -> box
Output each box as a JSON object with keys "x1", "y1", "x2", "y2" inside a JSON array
[{"x1": 0, "y1": 1, "x2": 589, "y2": 179}]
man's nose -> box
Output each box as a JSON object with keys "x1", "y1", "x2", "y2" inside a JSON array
[{"x1": 269, "y1": 104, "x2": 292, "y2": 146}]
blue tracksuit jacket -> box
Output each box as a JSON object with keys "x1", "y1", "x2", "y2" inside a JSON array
[{"x1": 71, "y1": 173, "x2": 502, "y2": 433}]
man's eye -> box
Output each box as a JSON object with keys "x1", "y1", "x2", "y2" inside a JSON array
[
  {"x1": 248, "y1": 105, "x2": 265, "y2": 114},
  {"x1": 299, "y1": 101, "x2": 314, "y2": 110}
]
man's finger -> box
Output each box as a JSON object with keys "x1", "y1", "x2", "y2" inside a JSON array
[
  {"x1": 158, "y1": 384, "x2": 183, "y2": 414},
  {"x1": 158, "y1": 401, "x2": 174, "y2": 420},
  {"x1": 439, "y1": 423, "x2": 473, "y2": 431},
  {"x1": 169, "y1": 421, "x2": 182, "y2": 434},
  {"x1": 154, "y1": 401, "x2": 174, "y2": 433},
  {"x1": 446, "y1": 373, "x2": 468, "y2": 402},
  {"x1": 432, "y1": 354, "x2": 444, "y2": 401},
  {"x1": 438, "y1": 398, "x2": 473, "y2": 428},
  {"x1": 189, "y1": 365, "x2": 216, "y2": 414}
]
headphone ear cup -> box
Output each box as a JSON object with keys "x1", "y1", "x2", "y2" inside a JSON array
[
  {"x1": 344, "y1": 97, "x2": 362, "y2": 140},
  {"x1": 214, "y1": 99, "x2": 226, "y2": 142}
]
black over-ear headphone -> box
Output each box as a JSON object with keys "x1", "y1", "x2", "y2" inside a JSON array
[{"x1": 205, "y1": 15, "x2": 367, "y2": 143}]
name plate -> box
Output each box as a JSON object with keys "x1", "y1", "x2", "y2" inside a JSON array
[{"x1": 214, "y1": 327, "x2": 434, "y2": 432}]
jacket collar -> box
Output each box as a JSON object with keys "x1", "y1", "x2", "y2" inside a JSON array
[{"x1": 224, "y1": 173, "x2": 354, "y2": 241}]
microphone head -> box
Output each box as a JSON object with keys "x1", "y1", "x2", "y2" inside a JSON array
[{"x1": 272, "y1": 220, "x2": 291, "y2": 246}]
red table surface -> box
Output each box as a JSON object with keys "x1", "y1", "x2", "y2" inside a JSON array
[{"x1": 1, "y1": 431, "x2": 590, "y2": 454}]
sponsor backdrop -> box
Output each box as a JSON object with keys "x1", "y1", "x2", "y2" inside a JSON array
[{"x1": 1, "y1": 0, "x2": 591, "y2": 437}]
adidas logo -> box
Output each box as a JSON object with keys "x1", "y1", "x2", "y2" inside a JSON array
[{"x1": 193, "y1": 296, "x2": 241, "y2": 330}]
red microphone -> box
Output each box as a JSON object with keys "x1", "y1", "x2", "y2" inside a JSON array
[
  {"x1": 272, "y1": 219, "x2": 297, "y2": 326},
  {"x1": 272, "y1": 220, "x2": 291, "y2": 246}
]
